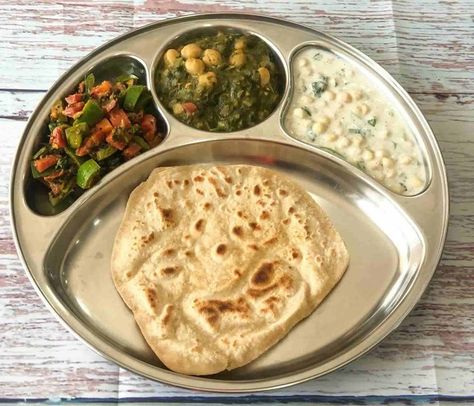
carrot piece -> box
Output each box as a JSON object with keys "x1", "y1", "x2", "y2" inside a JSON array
[
  {"x1": 90, "y1": 80, "x2": 112, "y2": 98},
  {"x1": 34, "y1": 155, "x2": 59, "y2": 173}
]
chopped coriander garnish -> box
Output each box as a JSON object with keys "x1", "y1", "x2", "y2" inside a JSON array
[
  {"x1": 368, "y1": 118, "x2": 377, "y2": 127},
  {"x1": 301, "y1": 106, "x2": 311, "y2": 116},
  {"x1": 311, "y1": 76, "x2": 328, "y2": 98},
  {"x1": 392, "y1": 141, "x2": 398, "y2": 149},
  {"x1": 399, "y1": 182, "x2": 408, "y2": 193},
  {"x1": 356, "y1": 161, "x2": 366, "y2": 171},
  {"x1": 349, "y1": 128, "x2": 362, "y2": 134},
  {"x1": 313, "y1": 52, "x2": 322, "y2": 60}
]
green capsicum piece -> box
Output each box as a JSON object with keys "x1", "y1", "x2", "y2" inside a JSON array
[
  {"x1": 66, "y1": 122, "x2": 89, "y2": 149},
  {"x1": 134, "y1": 90, "x2": 152, "y2": 112},
  {"x1": 85, "y1": 73, "x2": 95, "y2": 95},
  {"x1": 76, "y1": 159, "x2": 101, "y2": 189},
  {"x1": 48, "y1": 178, "x2": 75, "y2": 207},
  {"x1": 115, "y1": 73, "x2": 139, "y2": 83},
  {"x1": 132, "y1": 136, "x2": 150, "y2": 151},
  {"x1": 64, "y1": 147, "x2": 84, "y2": 167},
  {"x1": 30, "y1": 160, "x2": 56, "y2": 179},
  {"x1": 123, "y1": 85, "x2": 145, "y2": 111},
  {"x1": 32, "y1": 146, "x2": 48, "y2": 160},
  {"x1": 95, "y1": 145, "x2": 117, "y2": 161},
  {"x1": 76, "y1": 99, "x2": 104, "y2": 127}
]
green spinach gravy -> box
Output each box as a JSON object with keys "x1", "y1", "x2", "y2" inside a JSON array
[{"x1": 155, "y1": 32, "x2": 283, "y2": 132}]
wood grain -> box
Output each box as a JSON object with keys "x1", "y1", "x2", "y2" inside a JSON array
[{"x1": 0, "y1": 0, "x2": 473, "y2": 403}]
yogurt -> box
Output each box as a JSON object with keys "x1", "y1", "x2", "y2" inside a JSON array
[{"x1": 284, "y1": 48, "x2": 427, "y2": 195}]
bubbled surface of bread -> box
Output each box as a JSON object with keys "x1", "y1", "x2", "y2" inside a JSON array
[{"x1": 111, "y1": 165, "x2": 349, "y2": 375}]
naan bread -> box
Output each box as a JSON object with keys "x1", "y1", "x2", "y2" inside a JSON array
[{"x1": 111, "y1": 165, "x2": 349, "y2": 375}]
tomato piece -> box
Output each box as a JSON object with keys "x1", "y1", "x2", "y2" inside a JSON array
[
  {"x1": 63, "y1": 101, "x2": 85, "y2": 118},
  {"x1": 140, "y1": 114, "x2": 157, "y2": 143},
  {"x1": 65, "y1": 93, "x2": 83, "y2": 105},
  {"x1": 34, "y1": 155, "x2": 59, "y2": 173},
  {"x1": 105, "y1": 132, "x2": 127, "y2": 151},
  {"x1": 90, "y1": 80, "x2": 112, "y2": 98},
  {"x1": 122, "y1": 143, "x2": 142, "y2": 160},
  {"x1": 182, "y1": 102, "x2": 197, "y2": 114},
  {"x1": 75, "y1": 118, "x2": 113, "y2": 156},
  {"x1": 108, "y1": 108, "x2": 131, "y2": 128},
  {"x1": 49, "y1": 127, "x2": 66, "y2": 149}
]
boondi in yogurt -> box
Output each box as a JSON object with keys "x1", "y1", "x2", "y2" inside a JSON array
[{"x1": 284, "y1": 48, "x2": 427, "y2": 195}]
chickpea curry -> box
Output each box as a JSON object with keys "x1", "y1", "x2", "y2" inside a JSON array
[{"x1": 155, "y1": 32, "x2": 283, "y2": 132}]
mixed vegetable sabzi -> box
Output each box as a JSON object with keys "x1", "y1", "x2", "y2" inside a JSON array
[
  {"x1": 31, "y1": 73, "x2": 163, "y2": 207},
  {"x1": 155, "y1": 32, "x2": 282, "y2": 132}
]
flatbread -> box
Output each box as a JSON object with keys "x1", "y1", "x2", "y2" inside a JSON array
[{"x1": 111, "y1": 164, "x2": 349, "y2": 375}]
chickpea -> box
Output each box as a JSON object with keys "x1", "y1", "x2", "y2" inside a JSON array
[
  {"x1": 360, "y1": 103, "x2": 370, "y2": 115},
  {"x1": 337, "y1": 92, "x2": 353, "y2": 103},
  {"x1": 399, "y1": 155, "x2": 412, "y2": 165},
  {"x1": 318, "y1": 115, "x2": 331, "y2": 126},
  {"x1": 337, "y1": 136, "x2": 351, "y2": 148},
  {"x1": 386, "y1": 169, "x2": 396, "y2": 179},
  {"x1": 353, "y1": 103, "x2": 370, "y2": 116},
  {"x1": 325, "y1": 133, "x2": 338, "y2": 142},
  {"x1": 185, "y1": 58, "x2": 205, "y2": 75},
  {"x1": 375, "y1": 149, "x2": 387, "y2": 159},
  {"x1": 298, "y1": 58, "x2": 308, "y2": 68},
  {"x1": 181, "y1": 43, "x2": 202, "y2": 59},
  {"x1": 347, "y1": 146, "x2": 361, "y2": 159},
  {"x1": 351, "y1": 90, "x2": 363, "y2": 100},
  {"x1": 324, "y1": 90, "x2": 336, "y2": 101},
  {"x1": 234, "y1": 37, "x2": 246, "y2": 50},
  {"x1": 202, "y1": 49, "x2": 222, "y2": 66},
  {"x1": 382, "y1": 157, "x2": 394, "y2": 168},
  {"x1": 229, "y1": 50, "x2": 246, "y2": 67},
  {"x1": 172, "y1": 103, "x2": 184, "y2": 115},
  {"x1": 352, "y1": 134, "x2": 364, "y2": 147},
  {"x1": 164, "y1": 49, "x2": 180, "y2": 66},
  {"x1": 198, "y1": 72, "x2": 217, "y2": 88},
  {"x1": 407, "y1": 175, "x2": 423, "y2": 189},
  {"x1": 293, "y1": 107, "x2": 305, "y2": 118},
  {"x1": 312, "y1": 122, "x2": 325, "y2": 134},
  {"x1": 367, "y1": 159, "x2": 380, "y2": 170},
  {"x1": 362, "y1": 149, "x2": 374, "y2": 161},
  {"x1": 258, "y1": 67, "x2": 270, "y2": 87},
  {"x1": 375, "y1": 172, "x2": 385, "y2": 181},
  {"x1": 312, "y1": 117, "x2": 330, "y2": 134}
]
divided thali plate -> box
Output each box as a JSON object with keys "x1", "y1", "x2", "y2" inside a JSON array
[{"x1": 10, "y1": 14, "x2": 449, "y2": 392}]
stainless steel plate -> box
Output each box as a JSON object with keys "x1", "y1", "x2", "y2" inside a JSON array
[{"x1": 10, "y1": 14, "x2": 449, "y2": 392}]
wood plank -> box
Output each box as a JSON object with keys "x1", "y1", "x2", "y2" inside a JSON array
[{"x1": 0, "y1": 1, "x2": 472, "y2": 93}]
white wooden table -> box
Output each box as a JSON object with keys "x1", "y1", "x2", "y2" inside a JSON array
[{"x1": 0, "y1": 1, "x2": 473, "y2": 404}]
